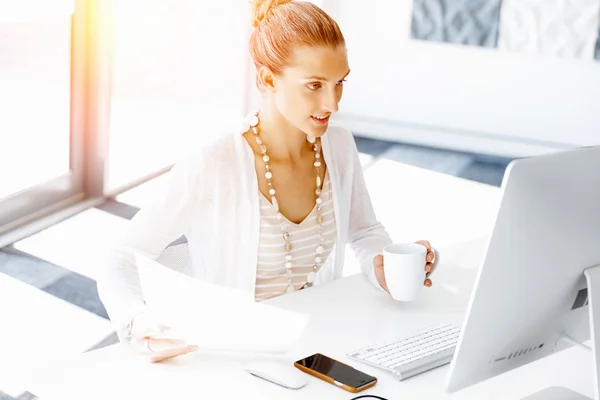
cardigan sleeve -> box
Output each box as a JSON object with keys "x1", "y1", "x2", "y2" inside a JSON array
[
  {"x1": 96, "y1": 153, "x2": 203, "y2": 340},
  {"x1": 345, "y1": 131, "x2": 393, "y2": 292}
]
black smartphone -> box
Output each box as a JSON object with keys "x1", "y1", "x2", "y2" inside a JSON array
[{"x1": 294, "y1": 353, "x2": 377, "y2": 393}]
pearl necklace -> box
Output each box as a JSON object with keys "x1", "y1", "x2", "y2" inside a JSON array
[{"x1": 248, "y1": 111, "x2": 325, "y2": 293}]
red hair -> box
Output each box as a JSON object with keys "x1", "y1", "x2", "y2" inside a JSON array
[{"x1": 249, "y1": 0, "x2": 346, "y2": 77}]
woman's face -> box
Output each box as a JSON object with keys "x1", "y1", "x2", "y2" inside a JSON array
[{"x1": 268, "y1": 45, "x2": 350, "y2": 138}]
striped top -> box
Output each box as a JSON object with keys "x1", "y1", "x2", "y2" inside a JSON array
[{"x1": 254, "y1": 172, "x2": 337, "y2": 301}]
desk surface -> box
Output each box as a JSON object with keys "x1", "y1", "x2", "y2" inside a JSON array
[{"x1": 29, "y1": 238, "x2": 593, "y2": 399}]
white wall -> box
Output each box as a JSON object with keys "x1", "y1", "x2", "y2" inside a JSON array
[{"x1": 324, "y1": 1, "x2": 600, "y2": 157}]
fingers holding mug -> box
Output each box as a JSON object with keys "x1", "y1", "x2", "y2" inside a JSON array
[{"x1": 415, "y1": 240, "x2": 437, "y2": 286}]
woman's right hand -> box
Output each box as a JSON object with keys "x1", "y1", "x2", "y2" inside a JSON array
[{"x1": 129, "y1": 313, "x2": 199, "y2": 363}]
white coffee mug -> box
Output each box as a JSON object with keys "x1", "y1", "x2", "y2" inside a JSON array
[{"x1": 383, "y1": 243, "x2": 427, "y2": 301}]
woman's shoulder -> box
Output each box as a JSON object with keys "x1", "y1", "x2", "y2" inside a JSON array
[
  {"x1": 326, "y1": 122, "x2": 353, "y2": 140},
  {"x1": 325, "y1": 123, "x2": 360, "y2": 156},
  {"x1": 199, "y1": 132, "x2": 242, "y2": 160},
  {"x1": 164, "y1": 132, "x2": 246, "y2": 203},
  {"x1": 177, "y1": 131, "x2": 243, "y2": 168}
]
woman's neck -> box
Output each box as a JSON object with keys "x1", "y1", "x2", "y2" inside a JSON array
[{"x1": 257, "y1": 108, "x2": 311, "y2": 162}]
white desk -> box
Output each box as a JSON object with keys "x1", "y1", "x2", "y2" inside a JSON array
[{"x1": 29, "y1": 238, "x2": 593, "y2": 400}]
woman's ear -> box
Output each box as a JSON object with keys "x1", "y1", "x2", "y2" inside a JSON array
[{"x1": 257, "y1": 66, "x2": 277, "y2": 92}]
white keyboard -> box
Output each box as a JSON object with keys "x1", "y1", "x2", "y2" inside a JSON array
[{"x1": 347, "y1": 324, "x2": 461, "y2": 381}]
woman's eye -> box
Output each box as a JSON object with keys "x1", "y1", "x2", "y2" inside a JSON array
[{"x1": 307, "y1": 80, "x2": 346, "y2": 90}]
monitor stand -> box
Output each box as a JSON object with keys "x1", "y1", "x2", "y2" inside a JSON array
[
  {"x1": 523, "y1": 387, "x2": 592, "y2": 400},
  {"x1": 521, "y1": 265, "x2": 600, "y2": 400}
]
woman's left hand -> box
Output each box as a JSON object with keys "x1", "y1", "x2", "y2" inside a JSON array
[{"x1": 373, "y1": 240, "x2": 437, "y2": 293}]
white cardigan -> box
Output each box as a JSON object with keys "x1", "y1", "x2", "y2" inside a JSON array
[{"x1": 97, "y1": 120, "x2": 392, "y2": 336}]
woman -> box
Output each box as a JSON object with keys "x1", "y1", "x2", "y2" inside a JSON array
[{"x1": 97, "y1": 0, "x2": 437, "y2": 363}]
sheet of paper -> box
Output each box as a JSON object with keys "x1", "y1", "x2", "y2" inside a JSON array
[{"x1": 135, "y1": 253, "x2": 311, "y2": 354}]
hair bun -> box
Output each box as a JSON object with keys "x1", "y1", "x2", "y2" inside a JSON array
[{"x1": 251, "y1": 0, "x2": 293, "y2": 28}]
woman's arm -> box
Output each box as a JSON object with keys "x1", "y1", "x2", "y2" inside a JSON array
[
  {"x1": 345, "y1": 135, "x2": 393, "y2": 292},
  {"x1": 97, "y1": 154, "x2": 203, "y2": 340}
]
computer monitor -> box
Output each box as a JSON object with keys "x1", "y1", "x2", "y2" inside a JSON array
[{"x1": 445, "y1": 146, "x2": 600, "y2": 400}]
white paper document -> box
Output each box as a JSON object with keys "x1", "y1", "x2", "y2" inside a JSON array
[{"x1": 135, "y1": 253, "x2": 311, "y2": 354}]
